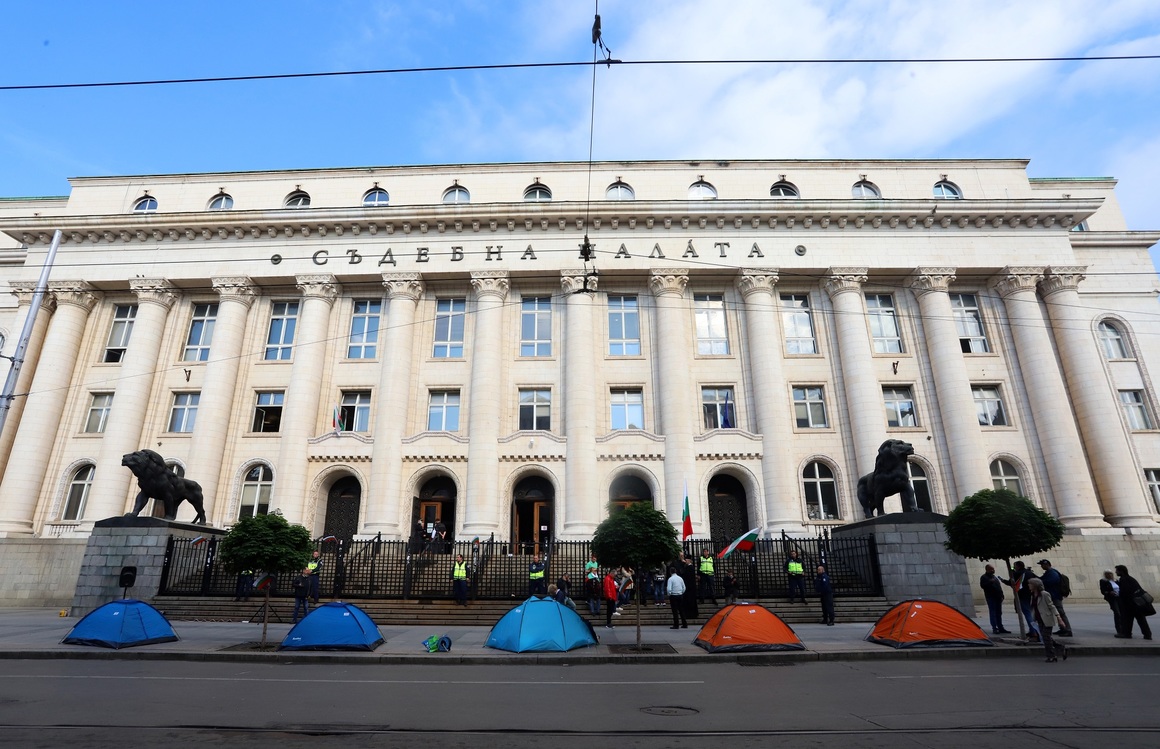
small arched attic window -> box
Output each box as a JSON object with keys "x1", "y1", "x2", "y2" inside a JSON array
[
  {"x1": 208, "y1": 193, "x2": 234, "y2": 211},
  {"x1": 933, "y1": 180, "x2": 962, "y2": 199},
  {"x1": 770, "y1": 181, "x2": 799, "y2": 198},
  {"x1": 133, "y1": 195, "x2": 158, "y2": 213},
  {"x1": 851, "y1": 180, "x2": 881, "y2": 199},
  {"x1": 284, "y1": 190, "x2": 311, "y2": 208},
  {"x1": 362, "y1": 187, "x2": 390, "y2": 207},
  {"x1": 606, "y1": 181, "x2": 635, "y2": 200},
  {"x1": 523, "y1": 183, "x2": 552, "y2": 202},
  {"x1": 442, "y1": 184, "x2": 471, "y2": 204},
  {"x1": 688, "y1": 180, "x2": 717, "y2": 200}
]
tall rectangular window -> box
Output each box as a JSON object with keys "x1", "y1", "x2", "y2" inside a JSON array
[
  {"x1": 866, "y1": 294, "x2": 902, "y2": 353},
  {"x1": 1147, "y1": 469, "x2": 1160, "y2": 513},
  {"x1": 252, "y1": 391, "x2": 284, "y2": 433},
  {"x1": 520, "y1": 296, "x2": 552, "y2": 357},
  {"x1": 182, "y1": 303, "x2": 218, "y2": 362},
  {"x1": 518, "y1": 388, "x2": 552, "y2": 430},
  {"x1": 610, "y1": 389, "x2": 644, "y2": 430},
  {"x1": 238, "y1": 465, "x2": 273, "y2": 520},
  {"x1": 701, "y1": 387, "x2": 735, "y2": 429},
  {"x1": 428, "y1": 390, "x2": 461, "y2": 431},
  {"x1": 264, "y1": 301, "x2": 299, "y2": 360},
  {"x1": 1120, "y1": 390, "x2": 1154, "y2": 430},
  {"x1": 104, "y1": 304, "x2": 137, "y2": 362},
  {"x1": 347, "y1": 299, "x2": 381, "y2": 359},
  {"x1": 168, "y1": 392, "x2": 200, "y2": 433},
  {"x1": 972, "y1": 385, "x2": 1007, "y2": 426},
  {"x1": 433, "y1": 298, "x2": 466, "y2": 358},
  {"x1": 792, "y1": 386, "x2": 829, "y2": 428},
  {"x1": 608, "y1": 295, "x2": 641, "y2": 356},
  {"x1": 781, "y1": 294, "x2": 817, "y2": 354},
  {"x1": 883, "y1": 386, "x2": 917, "y2": 428},
  {"x1": 339, "y1": 390, "x2": 372, "y2": 432},
  {"x1": 694, "y1": 294, "x2": 729, "y2": 355},
  {"x1": 950, "y1": 293, "x2": 990, "y2": 353},
  {"x1": 84, "y1": 393, "x2": 114, "y2": 433}
]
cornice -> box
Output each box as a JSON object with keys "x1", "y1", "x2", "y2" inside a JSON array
[
  {"x1": 2, "y1": 198, "x2": 1106, "y2": 247},
  {"x1": 1068, "y1": 231, "x2": 1160, "y2": 249}
]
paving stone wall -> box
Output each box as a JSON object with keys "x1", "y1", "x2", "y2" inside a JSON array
[{"x1": 0, "y1": 538, "x2": 87, "y2": 608}]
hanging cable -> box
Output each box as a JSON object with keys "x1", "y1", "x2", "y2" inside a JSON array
[{"x1": 577, "y1": 3, "x2": 613, "y2": 292}]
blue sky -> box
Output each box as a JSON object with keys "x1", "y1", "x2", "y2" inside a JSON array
[{"x1": 3, "y1": 1, "x2": 1159, "y2": 239}]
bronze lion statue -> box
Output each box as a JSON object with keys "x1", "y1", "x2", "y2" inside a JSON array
[
  {"x1": 122, "y1": 449, "x2": 207, "y2": 524},
  {"x1": 856, "y1": 439, "x2": 919, "y2": 518}
]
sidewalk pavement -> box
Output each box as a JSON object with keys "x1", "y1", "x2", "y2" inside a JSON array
[{"x1": 0, "y1": 603, "x2": 1153, "y2": 665}]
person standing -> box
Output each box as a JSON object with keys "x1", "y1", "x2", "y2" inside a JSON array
[
  {"x1": 1114, "y1": 564, "x2": 1154, "y2": 640},
  {"x1": 786, "y1": 549, "x2": 807, "y2": 603},
  {"x1": 306, "y1": 550, "x2": 323, "y2": 604},
  {"x1": 451, "y1": 553, "x2": 470, "y2": 606},
  {"x1": 412, "y1": 519, "x2": 427, "y2": 554},
  {"x1": 234, "y1": 568, "x2": 254, "y2": 602},
  {"x1": 698, "y1": 549, "x2": 718, "y2": 606},
  {"x1": 1027, "y1": 578, "x2": 1067, "y2": 662},
  {"x1": 667, "y1": 566, "x2": 688, "y2": 629},
  {"x1": 1037, "y1": 560, "x2": 1072, "y2": 636},
  {"x1": 291, "y1": 568, "x2": 311, "y2": 623},
  {"x1": 723, "y1": 570, "x2": 738, "y2": 606},
  {"x1": 679, "y1": 553, "x2": 699, "y2": 620},
  {"x1": 815, "y1": 564, "x2": 835, "y2": 626},
  {"x1": 602, "y1": 570, "x2": 619, "y2": 628},
  {"x1": 1004, "y1": 561, "x2": 1039, "y2": 641},
  {"x1": 651, "y1": 567, "x2": 667, "y2": 606},
  {"x1": 556, "y1": 572, "x2": 572, "y2": 600},
  {"x1": 527, "y1": 554, "x2": 546, "y2": 596},
  {"x1": 1100, "y1": 570, "x2": 1122, "y2": 634},
  {"x1": 980, "y1": 564, "x2": 1010, "y2": 634},
  {"x1": 585, "y1": 564, "x2": 601, "y2": 616}
]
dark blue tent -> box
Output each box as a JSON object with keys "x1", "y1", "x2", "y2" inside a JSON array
[
  {"x1": 486, "y1": 596, "x2": 598, "y2": 653},
  {"x1": 279, "y1": 601, "x2": 384, "y2": 651},
  {"x1": 62, "y1": 599, "x2": 179, "y2": 649}
]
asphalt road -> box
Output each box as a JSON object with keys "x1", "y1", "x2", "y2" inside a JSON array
[{"x1": 1, "y1": 656, "x2": 1157, "y2": 748}]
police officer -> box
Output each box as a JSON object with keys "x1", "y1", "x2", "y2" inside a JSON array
[
  {"x1": 528, "y1": 554, "x2": 546, "y2": 596},
  {"x1": 698, "y1": 549, "x2": 717, "y2": 605},
  {"x1": 451, "y1": 554, "x2": 470, "y2": 606},
  {"x1": 306, "y1": 550, "x2": 323, "y2": 603},
  {"x1": 786, "y1": 549, "x2": 807, "y2": 603}
]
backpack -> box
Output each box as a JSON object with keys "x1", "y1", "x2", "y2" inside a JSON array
[
  {"x1": 1059, "y1": 572, "x2": 1071, "y2": 598},
  {"x1": 423, "y1": 635, "x2": 452, "y2": 653}
]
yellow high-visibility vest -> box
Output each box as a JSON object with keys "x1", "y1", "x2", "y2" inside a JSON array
[
  {"x1": 699, "y1": 556, "x2": 714, "y2": 575},
  {"x1": 453, "y1": 562, "x2": 468, "y2": 580},
  {"x1": 787, "y1": 561, "x2": 804, "y2": 575}
]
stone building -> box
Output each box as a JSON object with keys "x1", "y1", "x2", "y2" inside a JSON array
[{"x1": 0, "y1": 159, "x2": 1158, "y2": 604}]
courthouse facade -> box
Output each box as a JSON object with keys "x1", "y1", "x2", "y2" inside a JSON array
[{"x1": 0, "y1": 159, "x2": 1158, "y2": 561}]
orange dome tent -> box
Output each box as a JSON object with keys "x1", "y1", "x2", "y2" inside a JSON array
[
  {"x1": 867, "y1": 599, "x2": 993, "y2": 648},
  {"x1": 693, "y1": 603, "x2": 805, "y2": 652}
]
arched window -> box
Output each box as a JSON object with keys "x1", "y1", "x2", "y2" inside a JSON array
[
  {"x1": 908, "y1": 461, "x2": 933, "y2": 512},
  {"x1": 208, "y1": 193, "x2": 233, "y2": 211},
  {"x1": 802, "y1": 461, "x2": 840, "y2": 520},
  {"x1": 605, "y1": 181, "x2": 635, "y2": 201},
  {"x1": 62, "y1": 465, "x2": 95, "y2": 520},
  {"x1": 932, "y1": 181, "x2": 962, "y2": 199},
  {"x1": 523, "y1": 183, "x2": 552, "y2": 202},
  {"x1": 442, "y1": 185, "x2": 470, "y2": 204},
  {"x1": 990, "y1": 459, "x2": 1023, "y2": 495},
  {"x1": 688, "y1": 180, "x2": 717, "y2": 200},
  {"x1": 1097, "y1": 320, "x2": 1129, "y2": 359},
  {"x1": 769, "y1": 181, "x2": 799, "y2": 198},
  {"x1": 238, "y1": 464, "x2": 274, "y2": 520},
  {"x1": 284, "y1": 191, "x2": 311, "y2": 208},
  {"x1": 362, "y1": 188, "x2": 390, "y2": 207},
  {"x1": 851, "y1": 181, "x2": 880, "y2": 199},
  {"x1": 133, "y1": 196, "x2": 158, "y2": 213}
]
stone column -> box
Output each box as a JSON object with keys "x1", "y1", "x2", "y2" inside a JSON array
[
  {"x1": 0, "y1": 283, "x2": 55, "y2": 478},
  {"x1": 85, "y1": 279, "x2": 178, "y2": 522},
  {"x1": 1041, "y1": 267, "x2": 1156, "y2": 528},
  {"x1": 737, "y1": 270, "x2": 801, "y2": 531},
  {"x1": 365, "y1": 273, "x2": 424, "y2": 538},
  {"x1": 822, "y1": 267, "x2": 883, "y2": 478},
  {"x1": 561, "y1": 271, "x2": 599, "y2": 537},
  {"x1": 0, "y1": 282, "x2": 97, "y2": 536},
  {"x1": 274, "y1": 274, "x2": 339, "y2": 526},
  {"x1": 907, "y1": 268, "x2": 993, "y2": 503},
  {"x1": 462, "y1": 271, "x2": 509, "y2": 537},
  {"x1": 649, "y1": 270, "x2": 695, "y2": 529},
  {"x1": 186, "y1": 277, "x2": 257, "y2": 524},
  {"x1": 992, "y1": 267, "x2": 1106, "y2": 527}
]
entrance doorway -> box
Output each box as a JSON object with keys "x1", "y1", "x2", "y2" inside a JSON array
[
  {"x1": 323, "y1": 476, "x2": 362, "y2": 541},
  {"x1": 607, "y1": 474, "x2": 653, "y2": 514},
  {"x1": 412, "y1": 476, "x2": 456, "y2": 552},
  {"x1": 707, "y1": 473, "x2": 749, "y2": 547},
  {"x1": 512, "y1": 476, "x2": 554, "y2": 555}
]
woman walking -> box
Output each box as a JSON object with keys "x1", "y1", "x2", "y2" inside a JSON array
[{"x1": 1027, "y1": 578, "x2": 1067, "y2": 662}]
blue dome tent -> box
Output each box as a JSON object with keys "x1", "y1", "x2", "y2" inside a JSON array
[
  {"x1": 279, "y1": 601, "x2": 384, "y2": 651},
  {"x1": 486, "y1": 597, "x2": 599, "y2": 653},
  {"x1": 62, "y1": 599, "x2": 179, "y2": 649}
]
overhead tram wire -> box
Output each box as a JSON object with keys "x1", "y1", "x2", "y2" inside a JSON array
[{"x1": 575, "y1": 4, "x2": 616, "y2": 293}]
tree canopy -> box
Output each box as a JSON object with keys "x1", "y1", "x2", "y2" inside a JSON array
[
  {"x1": 943, "y1": 488, "x2": 1065, "y2": 562},
  {"x1": 590, "y1": 502, "x2": 681, "y2": 572},
  {"x1": 218, "y1": 513, "x2": 313, "y2": 575}
]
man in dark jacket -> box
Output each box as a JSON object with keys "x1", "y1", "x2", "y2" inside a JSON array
[
  {"x1": 980, "y1": 564, "x2": 1010, "y2": 634},
  {"x1": 1037, "y1": 559, "x2": 1072, "y2": 636},
  {"x1": 814, "y1": 564, "x2": 835, "y2": 625},
  {"x1": 1114, "y1": 564, "x2": 1153, "y2": 640},
  {"x1": 1003, "y1": 561, "x2": 1039, "y2": 640}
]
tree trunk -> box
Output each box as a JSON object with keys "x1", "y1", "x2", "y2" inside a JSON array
[
  {"x1": 636, "y1": 583, "x2": 643, "y2": 648},
  {"x1": 262, "y1": 587, "x2": 271, "y2": 648}
]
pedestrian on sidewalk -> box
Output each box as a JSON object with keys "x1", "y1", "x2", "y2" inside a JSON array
[
  {"x1": 786, "y1": 549, "x2": 807, "y2": 603},
  {"x1": 451, "y1": 553, "x2": 470, "y2": 606},
  {"x1": 603, "y1": 570, "x2": 620, "y2": 628},
  {"x1": 585, "y1": 566, "x2": 601, "y2": 616},
  {"x1": 815, "y1": 564, "x2": 835, "y2": 625},
  {"x1": 291, "y1": 568, "x2": 311, "y2": 623},
  {"x1": 1037, "y1": 560, "x2": 1072, "y2": 636},
  {"x1": 1100, "y1": 570, "x2": 1122, "y2": 634},
  {"x1": 667, "y1": 566, "x2": 688, "y2": 629},
  {"x1": 1114, "y1": 564, "x2": 1154, "y2": 640},
  {"x1": 1004, "y1": 561, "x2": 1039, "y2": 642},
  {"x1": 980, "y1": 564, "x2": 1010, "y2": 634},
  {"x1": 1027, "y1": 578, "x2": 1067, "y2": 662}
]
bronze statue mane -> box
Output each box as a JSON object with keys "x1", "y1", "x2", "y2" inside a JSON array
[{"x1": 122, "y1": 449, "x2": 207, "y2": 524}]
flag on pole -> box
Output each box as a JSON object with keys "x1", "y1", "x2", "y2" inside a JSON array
[
  {"x1": 320, "y1": 535, "x2": 337, "y2": 543},
  {"x1": 332, "y1": 406, "x2": 345, "y2": 432},
  {"x1": 721, "y1": 390, "x2": 733, "y2": 429},
  {"x1": 254, "y1": 572, "x2": 274, "y2": 590},
  {"x1": 681, "y1": 481, "x2": 693, "y2": 541},
  {"x1": 190, "y1": 536, "x2": 206, "y2": 547},
  {"x1": 718, "y1": 527, "x2": 760, "y2": 559}
]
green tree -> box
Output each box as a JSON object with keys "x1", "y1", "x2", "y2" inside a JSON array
[
  {"x1": 218, "y1": 513, "x2": 313, "y2": 647},
  {"x1": 943, "y1": 488, "x2": 1065, "y2": 637},
  {"x1": 590, "y1": 502, "x2": 682, "y2": 648}
]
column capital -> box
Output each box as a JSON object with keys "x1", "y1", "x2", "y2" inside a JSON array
[
  {"x1": 821, "y1": 267, "x2": 868, "y2": 299},
  {"x1": 296, "y1": 273, "x2": 340, "y2": 305},
  {"x1": 470, "y1": 270, "x2": 510, "y2": 300},
  {"x1": 560, "y1": 269, "x2": 598, "y2": 295},
  {"x1": 737, "y1": 269, "x2": 780, "y2": 297},
  {"x1": 9, "y1": 283, "x2": 57, "y2": 314},
  {"x1": 49, "y1": 281, "x2": 100, "y2": 312},
  {"x1": 648, "y1": 269, "x2": 689, "y2": 297},
  {"x1": 907, "y1": 267, "x2": 957, "y2": 296},
  {"x1": 129, "y1": 278, "x2": 178, "y2": 310},
  {"x1": 382, "y1": 272, "x2": 425, "y2": 301},
  {"x1": 212, "y1": 276, "x2": 258, "y2": 307},
  {"x1": 991, "y1": 266, "x2": 1044, "y2": 298},
  {"x1": 1041, "y1": 266, "x2": 1087, "y2": 297}
]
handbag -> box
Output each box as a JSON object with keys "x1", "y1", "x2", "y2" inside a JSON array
[{"x1": 1135, "y1": 589, "x2": 1154, "y2": 606}]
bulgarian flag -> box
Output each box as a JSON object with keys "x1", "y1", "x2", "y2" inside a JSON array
[
  {"x1": 681, "y1": 481, "x2": 693, "y2": 541},
  {"x1": 718, "y1": 527, "x2": 760, "y2": 559},
  {"x1": 254, "y1": 572, "x2": 274, "y2": 590},
  {"x1": 332, "y1": 406, "x2": 345, "y2": 432}
]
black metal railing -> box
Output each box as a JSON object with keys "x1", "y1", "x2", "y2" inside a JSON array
[{"x1": 158, "y1": 531, "x2": 882, "y2": 600}]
